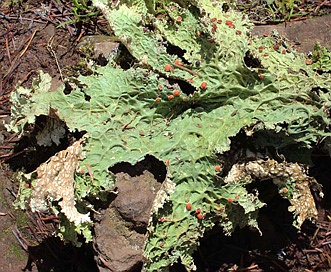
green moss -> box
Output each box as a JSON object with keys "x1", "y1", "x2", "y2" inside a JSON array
[{"x1": 8, "y1": 244, "x2": 26, "y2": 260}]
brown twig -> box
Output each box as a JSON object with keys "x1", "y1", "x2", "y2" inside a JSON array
[
  {"x1": 12, "y1": 227, "x2": 29, "y2": 251},
  {"x1": 5, "y1": 36, "x2": 11, "y2": 64},
  {"x1": 75, "y1": 29, "x2": 85, "y2": 42},
  {"x1": 0, "y1": 28, "x2": 18, "y2": 39},
  {"x1": 4, "y1": 133, "x2": 19, "y2": 143},
  {"x1": 1, "y1": 16, "x2": 47, "y2": 23},
  {"x1": 39, "y1": 215, "x2": 60, "y2": 222},
  {"x1": 2, "y1": 30, "x2": 35, "y2": 84},
  {"x1": 19, "y1": 70, "x2": 37, "y2": 85},
  {"x1": 173, "y1": 63, "x2": 202, "y2": 78},
  {"x1": 20, "y1": 29, "x2": 38, "y2": 57},
  {"x1": 7, "y1": 211, "x2": 16, "y2": 220},
  {"x1": 289, "y1": 16, "x2": 309, "y2": 22},
  {"x1": 0, "y1": 145, "x2": 14, "y2": 149},
  {"x1": 0, "y1": 148, "x2": 27, "y2": 162},
  {"x1": 314, "y1": 0, "x2": 331, "y2": 13},
  {"x1": 26, "y1": 222, "x2": 42, "y2": 243},
  {"x1": 122, "y1": 112, "x2": 138, "y2": 130},
  {"x1": 87, "y1": 163, "x2": 94, "y2": 183}
]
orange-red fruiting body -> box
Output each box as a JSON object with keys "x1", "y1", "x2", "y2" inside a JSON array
[
  {"x1": 215, "y1": 165, "x2": 221, "y2": 172},
  {"x1": 225, "y1": 20, "x2": 235, "y2": 28},
  {"x1": 305, "y1": 59, "x2": 312, "y2": 65},
  {"x1": 173, "y1": 90, "x2": 180, "y2": 97},
  {"x1": 165, "y1": 64, "x2": 172, "y2": 72},
  {"x1": 200, "y1": 81, "x2": 207, "y2": 89},
  {"x1": 174, "y1": 59, "x2": 182, "y2": 66},
  {"x1": 197, "y1": 213, "x2": 204, "y2": 220}
]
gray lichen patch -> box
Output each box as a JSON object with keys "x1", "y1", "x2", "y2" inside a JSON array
[
  {"x1": 28, "y1": 139, "x2": 90, "y2": 226},
  {"x1": 35, "y1": 118, "x2": 66, "y2": 147},
  {"x1": 225, "y1": 158, "x2": 322, "y2": 227}
]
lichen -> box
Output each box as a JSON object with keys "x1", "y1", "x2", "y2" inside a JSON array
[
  {"x1": 6, "y1": 0, "x2": 331, "y2": 270},
  {"x1": 35, "y1": 118, "x2": 66, "y2": 146},
  {"x1": 27, "y1": 139, "x2": 90, "y2": 226},
  {"x1": 226, "y1": 159, "x2": 323, "y2": 227}
]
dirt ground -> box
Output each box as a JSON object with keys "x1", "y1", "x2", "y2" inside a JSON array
[{"x1": 1, "y1": 1, "x2": 331, "y2": 271}]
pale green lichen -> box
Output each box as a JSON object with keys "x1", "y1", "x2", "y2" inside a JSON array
[{"x1": 6, "y1": 0, "x2": 331, "y2": 270}]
